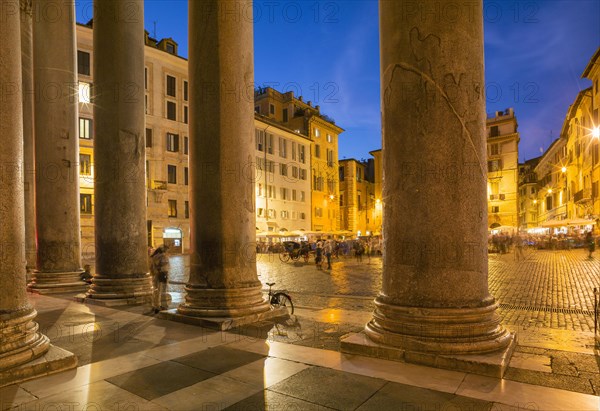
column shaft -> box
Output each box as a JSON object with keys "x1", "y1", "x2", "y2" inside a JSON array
[
  {"x1": 178, "y1": 0, "x2": 269, "y2": 318},
  {"x1": 0, "y1": 0, "x2": 50, "y2": 372},
  {"x1": 20, "y1": 0, "x2": 36, "y2": 272},
  {"x1": 30, "y1": 0, "x2": 85, "y2": 293},
  {"x1": 366, "y1": 0, "x2": 511, "y2": 353},
  {"x1": 88, "y1": 0, "x2": 152, "y2": 300}
]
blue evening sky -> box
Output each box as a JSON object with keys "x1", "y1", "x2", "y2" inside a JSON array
[{"x1": 76, "y1": 0, "x2": 600, "y2": 163}]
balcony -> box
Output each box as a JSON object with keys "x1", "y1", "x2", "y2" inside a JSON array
[{"x1": 574, "y1": 189, "x2": 591, "y2": 203}]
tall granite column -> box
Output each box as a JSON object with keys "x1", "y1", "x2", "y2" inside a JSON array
[
  {"x1": 29, "y1": 0, "x2": 86, "y2": 294},
  {"x1": 20, "y1": 0, "x2": 36, "y2": 275},
  {"x1": 0, "y1": 0, "x2": 76, "y2": 386},
  {"x1": 86, "y1": 0, "x2": 152, "y2": 302},
  {"x1": 165, "y1": 0, "x2": 282, "y2": 329},
  {"x1": 342, "y1": 0, "x2": 514, "y2": 376}
]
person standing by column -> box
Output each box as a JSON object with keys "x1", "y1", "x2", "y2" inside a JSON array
[{"x1": 150, "y1": 245, "x2": 170, "y2": 313}]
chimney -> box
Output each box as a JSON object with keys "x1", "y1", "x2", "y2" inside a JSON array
[{"x1": 298, "y1": 96, "x2": 303, "y2": 102}]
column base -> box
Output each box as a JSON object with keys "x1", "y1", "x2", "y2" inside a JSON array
[
  {"x1": 0, "y1": 345, "x2": 77, "y2": 388},
  {"x1": 85, "y1": 273, "x2": 153, "y2": 302},
  {"x1": 340, "y1": 331, "x2": 516, "y2": 378},
  {"x1": 75, "y1": 293, "x2": 152, "y2": 307},
  {"x1": 27, "y1": 270, "x2": 88, "y2": 294},
  {"x1": 158, "y1": 306, "x2": 289, "y2": 331}
]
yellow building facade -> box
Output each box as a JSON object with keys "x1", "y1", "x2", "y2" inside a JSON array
[
  {"x1": 338, "y1": 159, "x2": 378, "y2": 236},
  {"x1": 486, "y1": 108, "x2": 520, "y2": 230}
]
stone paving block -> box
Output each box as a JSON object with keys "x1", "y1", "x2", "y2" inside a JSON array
[
  {"x1": 106, "y1": 360, "x2": 215, "y2": 400},
  {"x1": 551, "y1": 353, "x2": 579, "y2": 376},
  {"x1": 503, "y1": 367, "x2": 595, "y2": 395},
  {"x1": 225, "y1": 389, "x2": 335, "y2": 410},
  {"x1": 172, "y1": 345, "x2": 266, "y2": 374},
  {"x1": 268, "y1": 366, "x2": 387, "y2": 410}
]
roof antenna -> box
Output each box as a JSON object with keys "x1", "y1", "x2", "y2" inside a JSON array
[{"x1": 153, "y1": 21, "x2": 157, "y2": 39}]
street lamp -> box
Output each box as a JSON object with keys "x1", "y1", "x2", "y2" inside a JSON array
[{"x1": 593, "y1": 127, "x2": 600, "y2": 139}]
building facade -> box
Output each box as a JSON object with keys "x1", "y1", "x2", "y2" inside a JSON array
[
  {"x1": 338, "y1": 159, "x2": 378, "y2": 236},
  {"x1": 254, "y1": 87, "x2": 343, "y2": 232},
  {"x1": 517, "y1": 157, "x2": 540, "y2": 230},
  {"x1": 76, "y1": 25, "x2": 317, "y2": 253},
  {"x1": 486, "y1": 108, "x2": 520, "y2": 230}
]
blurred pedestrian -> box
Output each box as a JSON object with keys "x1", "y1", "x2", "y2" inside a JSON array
[
  {"x1": 513, "y1": 233, "x2": 524, "y2": 261},
  {"x1": 315, "y1": 241, "x2": 323, "y2": 269},
  {"x1": 324, "y1": 240, "x2": 333, "y2": 270},
  {"x1": 150, "y1": 244, "x2": 170, "y2": 313},
  {"x1": 586, "y1": 231, "x2": 595, "y2": 258}
]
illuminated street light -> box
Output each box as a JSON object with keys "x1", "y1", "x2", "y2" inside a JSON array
[
  {"x1": 533, "y1": 199, "x2": 537, "y2": 204},
  {"x1": 593, "y1": 127, "x2": 600, "y2": 139},
  {"x1": 548, "y1": 188, "x2": 553, "y2": 194},
  {"x1": 561, "y1": 166, "x2": 567, "y2": 173}
]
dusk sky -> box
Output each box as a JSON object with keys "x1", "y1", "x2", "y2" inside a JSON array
[{"x1": 77, "y1": 0, "x2": 600, "y2": 163}]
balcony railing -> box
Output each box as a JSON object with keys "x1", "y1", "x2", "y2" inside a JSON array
[{"x1": 574, "y1": 189, "x2": 591, "y2": 203}]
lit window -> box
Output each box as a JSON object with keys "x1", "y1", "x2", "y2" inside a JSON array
[
  {"x1": 79, "y1": 154, "x2": 91, "y2": 175},
  {"x1": 80, "y1": 194, "x2": 92, "y2": 214},
  {"x1": 78, "y1": 82, "x2": 91, "y2": 104},
  {"x1": 168, "y1": 200, "x2": 177, "y2": 217},
  {"x1": 79, "y1": 118, "x2": 92, "y2": 139}
]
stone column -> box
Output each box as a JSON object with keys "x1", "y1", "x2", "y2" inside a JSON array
[
  {"x1": 86, "y1": 0, "x2": 152, "y2": 302},
  {"x1": 342, "y1": 0, "x2": 514, "y2": 377},
  {"x1": 164, "y1": 0, "x2": 283, "y2": 329},
  {"x1": 20, "y1": 0, "x2": 36, "y2": 276},
  {"x1": 0, "y1": 0, "x2": 76, "y2": 387},
  {"x1": 29, "y1": 0, "x2": 86, "y2": 294}
]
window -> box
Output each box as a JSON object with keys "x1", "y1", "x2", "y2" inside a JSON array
[
  {"x1": 268, "y1": 209, "x2": 276, "y2": 218},
  {"x1": 340, "y1": 194, "x2": 344, "y2": 206},
  {"x1": 357, "y1": 168, "x2": 362, "y2": 181},
  {"x1": 268, "y1": 185, "x2": 276, "y2": 198},
  {"x1": 313, "y1": 176, "x2": 324, "y2": 191},
  {"x1": 299, "y1": 145, "x2": 306, "y2": 163},
  {"x1": 168, "y1": 200, "x2": 177, "y2": 217},
  {"x1": 257, "y1": 208, "x2": 264, "y2": 217},
  {"x1": 77, "y1": 50, "x2": 90, "y2": 76},
  {"x1": 79, "y1": 154, "x2": 91, "y2": 175},
  {"x1": 280, "y1": 163, "x2": 288, "y2": 177},
  {"x1": 315, "y1": 144, "x2": 321, "y2": 158},
  {"x1": 166, "y1": 43, "x2": 175, "y2": 54},
  {"x1": 167, "y1": 133, "x2": 179, "y2": 152},
  {"x1": 292, "y1": 189, "x2": 297, "y2": 201},
  {"x1": 283, "y1": 108, "x2": 288, "y2": 122},
  {"x1": 184, "y1": 167, "x2": 189, "y2": 185},
  {"x1": 300, "y1": 212, "x2": 306, "y2": 220},
  {"x1": 184, "y1": 80, "x2": 188, "y2": 101},
  {"x1": 315, "y1": 207, "x2": 323, "y2": 217},
  {"x1": 80, "y1": 194, "x2": 92, "y2": 214},
  {"x1": 281, "y1": 210, "x2": 289, "y2": 219},
  {"x1": 327, "y1": 134, "x2": 332, "y2": 143},
  {"x1": 167, "y1": 101, "x2": 177, "y2": 121},
  {"x1": 292, "y1": 166, "x2": 299, "y2": 179},
  {"x1": 299, "y1": 169, "x2": 307, "y2": 180},
  {"x1": 280, "y1": 188, "x2": 288, "y2": 200},
  {"x1": 184, "y1": 136, "x2": 189, "y2": 155},
  {"x1": 490, "y1": 126, "x2": 499, "y2": 137},
  {"x1": 267, "y1": 134, "x2": 274, "y2": 154},
  {"x1": 146, "y1": 128, "x2": 153, "y2": 147},
  {"x1": 257, "y1": 184, "x2": 263, "y2": 197},
  {"x1": 145, "y1": 67, "x2": 148, "y2": 90},
  {"x1": 78, "y1": 82, "x2": 91, "y2": 104},
  {"x1": 327, "y1": 149, "x2": 334, "y2": 167},
  {"x1": 545, "y1": 196, "x2": 552, "y2": 211},
  {"x1": 79, "y1": 118, "x2": 92, "y2": 139},
  {"x1": 184, "y1": 106, "x2": 188, "y2": 124},
  {"x1": 279, "y1": 137, "x2": 287, "y2": 158},
  {"x1": 292, "y1": 142, "x2": 296, "y2": 160},
  {"x1": 301, "y1": 191, "x2": 306, "y2": 202},
  {"x1": 358, "y1": 193, "x2": 362, "y2": 210},
  {"x1": 315, "y1": 128, "x2": 320, "y2": 138},
  {"x1": 491, "y1": 206, "x2": 500, "y2": 213},
  {"x1": 185, "y1": 201, "x2": 189, "y2": 219},
  {"x1": 166, "y1": 75, "x2": 176, "y2": 97},
  {"x1": 488, "y1": 159, "x2": 502, "y2": 172},
  {"x1": 490, "y1": 143, "x2": 500, "y2": 156},
  {"x1": 339, "y1": 166, "x2": 345, "y2": 181},
  {"x1": 256, "y1": 129, "x2": 264, "y2": 151},
  {"x1": 269, "y1": 104, "x2": 275, "y2": 115},
  {"x1": 168, "y1": 165, "x2": 177, "y2": 184}
]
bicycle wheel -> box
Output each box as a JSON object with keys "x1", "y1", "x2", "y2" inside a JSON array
[
  {"x1": 291, "y1": 251, "x2": 300, "y2": 261},
  {"x1": 279, "y1": 252, "x2": 290, "y2": 262},
  {"x1": 274, "y1": 292, "x2": 294, "y2": 315}
]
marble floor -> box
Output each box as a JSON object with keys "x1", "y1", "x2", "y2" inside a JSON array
[{"x1": 2, "y1": 294, "x2": 600, "y2": 411}]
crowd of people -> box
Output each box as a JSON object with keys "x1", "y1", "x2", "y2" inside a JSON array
[{"x1": 489, "y1": 231, "x2": 598, "y2": 258}]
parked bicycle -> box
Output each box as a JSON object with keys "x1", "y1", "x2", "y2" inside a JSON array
[{"x1": 266, "y1": 282, "x2": 294, "y2": 315}]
